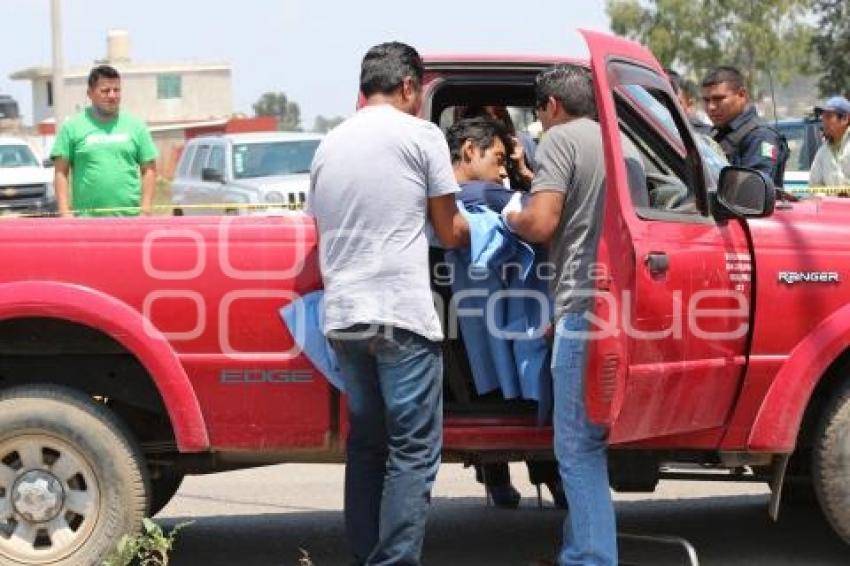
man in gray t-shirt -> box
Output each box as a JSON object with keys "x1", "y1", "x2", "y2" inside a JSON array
[
  {"x1": 307, "y1": 42, "x2": 468, "y2": 566},
  {"x1": 309, "y1": 104, "x2": 460, "y2": 341},
  {"x1": 503, "y1": 65, "x2": 627, "y2": 566}
]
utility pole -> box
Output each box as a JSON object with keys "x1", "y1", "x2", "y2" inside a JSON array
[{"x1": 50, "y1": 0, "x2": 65, "y2": 126}]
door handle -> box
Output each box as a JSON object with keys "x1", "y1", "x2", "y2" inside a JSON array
[{"x1": 644, "y1": 252, "x2": 670, "y2": 276}]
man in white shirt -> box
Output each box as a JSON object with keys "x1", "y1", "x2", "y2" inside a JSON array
[
  {"x1": 308, "y1": 41, "x2": 469, "y2": 566},
  {"x1": 810, "y1": 96, "x2": 850, "y2": 188}
]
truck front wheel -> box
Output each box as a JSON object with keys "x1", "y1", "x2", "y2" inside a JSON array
[
  {"x1": 813, "y1": 380, "x2": 850, "y2": 543},
  {"x1": 0, "y1": 385, "x2": 148, "y2": 565}
]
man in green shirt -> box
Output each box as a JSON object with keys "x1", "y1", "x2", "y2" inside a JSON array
[{"x1": 52, "y1": 65, "x2": 158, "y2": 217}]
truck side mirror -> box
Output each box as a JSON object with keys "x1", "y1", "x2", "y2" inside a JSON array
[
  {"x1": 201, "y1": 168, "x2": 224, "y2": 183},
  {"x1": 715, "y1": 166, "x2": 775, "y2": 218},
  {"x1": 42, "y1": 158, "x2": 54, "y2": 168}
]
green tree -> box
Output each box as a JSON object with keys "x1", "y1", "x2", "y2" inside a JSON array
[
  {"x1": 312, "y1": 115, "x2": 346, "y2": 133},
  {"x1": 810, "y1": 0, "x2": 850, "y2": 97},
  {"x1": 606, "y1": 0, "x2": 814, "y2": 89},
  {"x1": 252, "y1": 92, "x2": 302, "y2": 131}
]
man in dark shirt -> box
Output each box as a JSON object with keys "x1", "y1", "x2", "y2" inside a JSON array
[{"x1": 701, "y1": 66, "x2": 787, "y2": 186}]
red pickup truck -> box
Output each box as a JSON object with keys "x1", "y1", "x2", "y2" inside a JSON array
[{"x1": 2, "y1": 31, "x2": 850, "y2": 565}]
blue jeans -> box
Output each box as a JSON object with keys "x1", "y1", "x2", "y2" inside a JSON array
[
  {"x1": 552, "y1": 313, "x2": 617, "y2": 566},
  {"x1": 329, "y1": 326, "x2": 443, "y2": 566}
]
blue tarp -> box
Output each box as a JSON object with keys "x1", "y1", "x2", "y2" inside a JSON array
[{"x1": 448, "y1": 204, "x2": 553, "y2": 418}]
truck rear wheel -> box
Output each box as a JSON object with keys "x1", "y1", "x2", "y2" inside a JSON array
[
  {"x1": 813, "y1": 380, "x2": 850, "y2": 542},
  {"x1": 0, "y1": 385, "x2": 148, "y2": 565}
]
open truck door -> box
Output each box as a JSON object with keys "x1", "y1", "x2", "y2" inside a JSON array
[{"x1": 580, "y1": 30, "x2": 752, "y2": 444}]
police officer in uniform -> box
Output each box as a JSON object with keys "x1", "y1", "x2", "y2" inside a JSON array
[{"x1": 701, "y1": 66, "x2": 788, "y2": 186}]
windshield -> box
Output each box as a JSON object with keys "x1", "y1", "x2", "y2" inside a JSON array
[
  {"x1": 232, "y1": 140, "x2": 320, "y2": 179},
  {"x1": 0, "y1": 144, "x2": 38, "y2": 168}
]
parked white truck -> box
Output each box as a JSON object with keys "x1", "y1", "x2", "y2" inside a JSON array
[{"x1": 0, "y1": 137, "x2": 55, "y2": 216}]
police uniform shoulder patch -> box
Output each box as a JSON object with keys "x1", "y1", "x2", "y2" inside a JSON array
[{"x1": 760, "y1": 141, "x2": 777, "y2": 161}]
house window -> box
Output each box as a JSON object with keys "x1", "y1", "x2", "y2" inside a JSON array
[
  {"x1": 47, "y1": 81, "x2": 53, "y2": 107},
  {"x1": 157, "y1": 74, "x2": 182, "y2": 99}
]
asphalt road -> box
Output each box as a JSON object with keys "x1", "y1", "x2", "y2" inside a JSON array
[{"x1": 157, "y1": 463, "x2": 850, "y2": 566}]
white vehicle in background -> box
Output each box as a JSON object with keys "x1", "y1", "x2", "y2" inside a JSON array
[
  {"x1": 0, "y1": 137, "x2": 55, "y2": 216},
  {"x1": 171, "y1": 132, "x2": 322, "y2": 215}
]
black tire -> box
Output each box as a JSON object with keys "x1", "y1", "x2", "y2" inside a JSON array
[
  {"x1": 0, "y1": 385, "x2": 149, "y2": 565},
  {"x1": 813, "y1": 380, "x2": 850, "y2": 542},
  {"x1": 148, "y1": 467, "x2": 184, "y2": 517},
  {"x1": 173, "y1": 207, "x2": 184, "y2": 216}
]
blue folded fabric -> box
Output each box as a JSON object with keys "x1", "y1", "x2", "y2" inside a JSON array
[
  {"x1": 505, "y1": 269, "x2": 554, "y2": 423},
  {"x1": 460, "y1": 204, "x2": 535, "y2": 279},
  {"x1": 279, "y1": 291, "x2": 346, "y2": 392},
  {"x1": 449, "y1": 204, "x2": 553, "y2": 412},
  {"x1": 446, "y1": 248, "x2": 517, "y2": 397}
]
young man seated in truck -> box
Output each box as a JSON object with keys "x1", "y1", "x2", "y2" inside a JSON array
[{"x1": 445, "y1": 115, "x2": 566, "y2": 509}]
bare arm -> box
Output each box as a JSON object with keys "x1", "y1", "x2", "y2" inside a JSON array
[
  {"x1": 505, "y1": 190, "x2": 565, "y2": 244},
  {"x1": 428, "y1": 194, "x2": 470, "y2": 248},
  {"x1": 140, "y1": 161, "x2": 157, "y2": 216},
  {"x1": 53, "y1": 158, "x2": 72, "y2": 217}
]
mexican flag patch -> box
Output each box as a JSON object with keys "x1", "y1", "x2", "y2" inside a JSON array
[{"x1": 761, "y1": 141, "x2": 777, "y2": 160}]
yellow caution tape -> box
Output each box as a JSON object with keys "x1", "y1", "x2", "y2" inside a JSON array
[{"x1": 793, "y1": 185, "x2": 850, "y2": 196}]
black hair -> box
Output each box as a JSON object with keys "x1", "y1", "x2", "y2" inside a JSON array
[
  {"x1": 359, "y1": 42, "x2": 423, "y2": 97},
  {"x1": 701, "y1": 66, "x2": 746, "y2": 92},
  {"x1": 534, "y1": 64, "x2": 595, "y2": 118},
  {"x1": 446, "y1": 117, "x2": 513, "y2": 164},
  {"x1": 87, "y1": 65, "x2": 120, "y2": 88}
]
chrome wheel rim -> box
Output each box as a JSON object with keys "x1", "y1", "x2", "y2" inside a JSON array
[{"x1": 0, "y1": 434, "x2": 100, "y2": 563}]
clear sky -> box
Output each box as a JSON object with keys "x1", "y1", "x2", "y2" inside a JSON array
[{"x1": 0, "y1": 0, "x2": 611, "y2": 128}]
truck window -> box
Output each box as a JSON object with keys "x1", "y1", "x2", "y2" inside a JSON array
[
  {"x1": 0, "y1": 144, "x2": 39, "y2": 168},
  {"x1": 232, "y1": 141, "x2": 319, "y2": 179},
  {"x1": 610, "y1": 64, "x2": 708, "y2": 217},
  {"x1": 190, "y1": 145, "x2": 210, "y2": 179},
  {"x1": 208, "y1": 145, "x2": 225, "y2": 174},
  {"x1": 176, "y1": 145, "x2": 196, "y2": 178}
]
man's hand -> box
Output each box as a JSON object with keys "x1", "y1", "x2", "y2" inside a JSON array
[
  {"x1": 504, "y1": 190, "x2": 565, "y2": 244},
  {"x1": 510, "y1": 136, "x2": 534, "y2": 184}
]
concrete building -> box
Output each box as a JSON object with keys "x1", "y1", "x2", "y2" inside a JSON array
[{"x1": 9, "y1": 30, "x2": 232, "y2": 127}]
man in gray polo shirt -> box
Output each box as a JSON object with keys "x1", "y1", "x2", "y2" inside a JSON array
[
  {"x1": 504, "y1": 64, "x2": 620, "y2": 566},
  {"x1": 308, "y1": 41, "x2": 469, "y2": 566}
]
